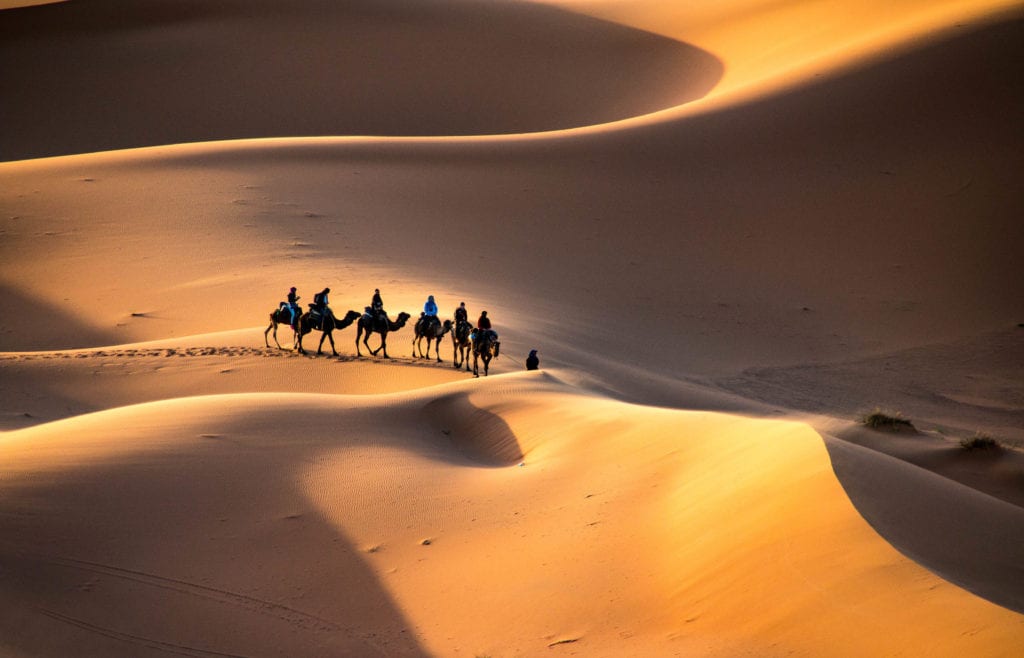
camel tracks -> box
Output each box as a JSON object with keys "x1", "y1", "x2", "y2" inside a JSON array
[
  {"x1": 48, "y1": 557, "x2": 340, "y2": 632},
  {"x1": 36, "y1": 608, "x2": 249, "y2": 657},
  {"x1": 1, "y1": 347, "x2": 277, "y2": 361}
]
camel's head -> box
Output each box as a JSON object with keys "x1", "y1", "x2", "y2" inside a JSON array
[
  {"x1": 396, "y1": 311, "x2": 411, "y2": 325},
  {"x1": 343, "y1": 309, "x2": 362, "y2": 322}
]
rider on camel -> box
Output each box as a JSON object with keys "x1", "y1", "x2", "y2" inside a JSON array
[
  {"x1": 287, "y1": 287, "x2": 300, "y2": 328},
  {"x1": 371, "y1": 288, "x2": 384, "y2": 321},
  {"x1": 313, "y1": 287, "x2": 332, "y2": 324},
  {"x1": 454, "y1": 302, "x2": 468, "y2": 325},
  {"x1": 474, "y1": 311, "x2": 499, "y2": 357},
  {"x1": 422, "y1": 295, "x2": 439, "y2": 331}
]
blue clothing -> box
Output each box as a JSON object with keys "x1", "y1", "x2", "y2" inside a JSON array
[{"x1": 424, "y1": 299, "x2": 438, "y2": 316}]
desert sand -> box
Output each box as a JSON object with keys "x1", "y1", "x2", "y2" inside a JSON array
[{"x1": 1, "y1": 0, "x2": 1022, "y2": 656}]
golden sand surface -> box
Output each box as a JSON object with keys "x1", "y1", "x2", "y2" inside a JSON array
[{"x1": 1, "y1": 1, "x2": 1022, "y2": 655}]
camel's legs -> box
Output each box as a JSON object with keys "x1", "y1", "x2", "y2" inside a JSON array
[{"x1": 265, "y1": 322, "x2": 279, "y2": 349}]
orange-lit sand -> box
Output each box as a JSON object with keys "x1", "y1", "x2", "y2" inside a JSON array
[{"x1": 2, "y1": 0, "x2": 1022, "y2": 655}]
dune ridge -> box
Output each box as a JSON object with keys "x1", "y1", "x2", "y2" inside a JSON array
[
  {"x1": 3, "y1": 374, "x2": 1022, "y2": 656},
  {"x1": 0, "y1": 0, "x2": 723, "y2": 161}
]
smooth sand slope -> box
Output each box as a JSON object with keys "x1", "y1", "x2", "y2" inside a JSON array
[
  {"x1": 0, "y1": 0, "x2": 722, "y2": 161},
  {"x1": 2, "y1": 0, "x2": 1023, "y2": 655},
  {"x1": 2, "y1": 373, "x2": 1022, "y2": 657}
]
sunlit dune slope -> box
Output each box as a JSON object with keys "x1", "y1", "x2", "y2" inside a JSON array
[
  {"x1": 0, "y1": 0, "x2": 722, "y2": 161},
  {"x1": 548, "y1": 0, "x2": 1023, "y2": 111},
  {"x1": 2, "y1": 374, "x2": 1021, "y2": 657},
  {"x1": 0, "y1": 335, "x2": 468, "y2": 431}
]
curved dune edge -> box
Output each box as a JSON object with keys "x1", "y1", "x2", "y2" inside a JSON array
[
  {"x1": 542, "y1": 0, "x2": 1024, "y2": 122},
  {"x1": 1, "y1": 1, "x2": 1019, "y2": 164},
  {"x1": 305, "y1": 375, "x2": 1024, "y2": 656},
  {"x1": 0, "y1": 0, "x2": 63, "y2": 8},
  {"x1": 1, "y1": 374, "x2": 1020, "y2": 656},
  {"x1": 0, "y1": 0, "x2": 723, "y2": 161}
]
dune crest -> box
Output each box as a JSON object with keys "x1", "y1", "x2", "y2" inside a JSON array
[
  {"x1": 4, "y1": 376, "x2": 1019, "y2": 655},
  {"x1": 0, "y1": 0, "x2": 722, "y2": 161},
  {"x1": 546, "y1": 0, "x2": 1023, "y2": 114}
]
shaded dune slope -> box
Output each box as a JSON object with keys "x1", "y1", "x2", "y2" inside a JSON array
[
  {"x1": 0, "y1": 0, "x2": 722, "y2": 161},
  {"x1": 2, "y1": 375, "x2": 1022, "y2": 656},
  {"x1": 0, "y1": 394, "x2": 434, "y2": 658},
  {"x1": 824, "y1": 435, "x2": 1024, "y2": 613}
]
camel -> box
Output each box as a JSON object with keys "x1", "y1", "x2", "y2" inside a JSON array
[
  {"x1": 472, "y1": 330, "x2": 500, "y2": 377},
  {"x1": 412, "y1": 316, "x2": 452, "y2": 362},
  {"x1": 355, "y1": 311, "x2": 411, "y2": 358},
  {"x1": 295, "y1": 309, "x2": 361, "y2": 356},
  {"x1": 451, "y1": 319, "x2": 473, "y2": 371},
  {"x1": 264, "y1": 306, "x2": 300, "y2": 350}
]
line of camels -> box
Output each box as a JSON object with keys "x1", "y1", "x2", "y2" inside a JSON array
[{"x1": 264, "y1": 306, "x2": 498, "y2": 376}]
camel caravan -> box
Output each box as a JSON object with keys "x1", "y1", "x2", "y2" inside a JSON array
[{"x1": 264, "y1": 287, "x2": 501, "y2": 376}]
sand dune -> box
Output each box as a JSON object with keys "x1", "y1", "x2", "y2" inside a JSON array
[
  {"x1": 551, "y1": 0, "x2": 1024, "y2": 110},
  {"x1": 2, "y1": 375, "x2": 1021, "y2": 657},
  {"x1": 2, "y1": 0, "x2": 1023, "y2": 655},
  {"x1": 0, "y1": 0, "x2": 721, "y2": 161}
]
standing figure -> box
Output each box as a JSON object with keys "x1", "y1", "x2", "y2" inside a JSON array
[{"x1": 526, "y1": 349, "x2": 539, "y2": 371}]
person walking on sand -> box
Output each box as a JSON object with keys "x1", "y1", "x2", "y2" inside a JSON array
[{"x1": 526, "y1": 349, "x2": 539, "y2": 371}]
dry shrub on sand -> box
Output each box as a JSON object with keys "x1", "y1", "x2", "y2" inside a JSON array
[
  {"x1": 861, "y1": 409, "x2": 916, "y2": 432},
  {"x1": 959, "y1": 433, "x2": 1002, "y2": 451}
]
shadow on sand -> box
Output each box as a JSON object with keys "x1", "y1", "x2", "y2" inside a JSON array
[
  {"x1": 0, "y1": 428, "x2": 431, "y2": 657},
  {"x1": 0, "y1": 284, "x2": 120, "y2": 352}
]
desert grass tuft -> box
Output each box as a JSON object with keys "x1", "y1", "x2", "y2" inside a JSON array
[
  {"x1": 861, "y1": 409, "x2": 915, "y2": 432},
  {"x1": 959, "y1": 433, "x2": 1001, "y2": 451}
]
